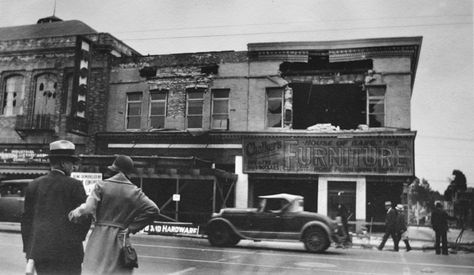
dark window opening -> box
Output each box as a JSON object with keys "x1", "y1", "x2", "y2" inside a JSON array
[
  {"x1": 291, "y1": 83, "x2": 366, "y2": 130},
  {"x1": 280, "y1": 55, "x2": 373, "y2": 76},
  {"x1": 201, "y1": 65, "x2": 218, "y2": 75}
]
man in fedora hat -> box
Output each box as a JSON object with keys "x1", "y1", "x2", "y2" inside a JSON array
[
  {"x1": 395, "y1": 204, "x2": 412, "y2": 252},
  {"x1": 378, "y1": 201, "x2": 399, "y2": 251},
  {"x1": 21, "y1": 140, "x2": 91, "y2": 275}
]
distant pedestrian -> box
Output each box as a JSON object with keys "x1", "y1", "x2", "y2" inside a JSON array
[
  {"x1": 378, "y1": 201, "x2": 399, "y2": 251},
  {"x1": 431, "y1": 201, "x2": 457, "y2": 255},
  {"x1": 21, "y1": 140, "x2": 91, "y2": 275},
  {"x1": 69, "y1": 154, "x2": 159, "y2": 275},
  {"x1": 395, "y1": 204, "x2": 411, "y2": 252},
  {"x1": 336, "y1": 192, "x2": 351, "y2": 247}
]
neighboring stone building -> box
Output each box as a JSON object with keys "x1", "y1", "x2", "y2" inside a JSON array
[
  {"x1": 99, "y1": 37, "x2": 422, "y2": 227},
  {"x1": 0, "y1": 16, "x2": 139, "y2": 178}
]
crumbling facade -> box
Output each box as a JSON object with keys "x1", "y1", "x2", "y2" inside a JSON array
[{"x1": 100, "y1": 37, "x2": 422, "y2": 227}]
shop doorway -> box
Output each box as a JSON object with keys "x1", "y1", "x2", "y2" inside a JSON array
[{"x1": 327, "y1": 181, "x2": 356, "y2": 224}]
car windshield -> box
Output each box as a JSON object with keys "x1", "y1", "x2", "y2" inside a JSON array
[{"x1": 258, "y1": 197, "x2": 304, "y2": 213}]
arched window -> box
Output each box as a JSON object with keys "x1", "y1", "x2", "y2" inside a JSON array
[
  {"x1": 2, "y1": 75, "x2": 25, "y2": 116},
  {"x1": 34, "y1": 74, "x2": 57, "y2": 115}
]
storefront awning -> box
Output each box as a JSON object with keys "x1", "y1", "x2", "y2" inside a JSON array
[{"x1": 0, "y1": 167, "x2": 49, "y2": 175}]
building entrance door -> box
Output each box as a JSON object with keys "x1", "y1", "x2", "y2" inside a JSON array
[{"x1": 327, "y1": 181, "x2": 356, "y2": 222}]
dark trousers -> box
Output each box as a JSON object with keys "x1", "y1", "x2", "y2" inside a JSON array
[
  {"x1": 35, "y1": 260, "x2": 82, "y2": 275},
  {"x1": 434, "y1": 230, "x2": 448, "y2": 255},
  {"x1": 378, "y1": 230, "x2": 399, "y2": 251}
]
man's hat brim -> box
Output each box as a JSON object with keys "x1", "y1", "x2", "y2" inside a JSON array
[{"x1": 48, "y1": 154, "x2": 80, "y2": 161}]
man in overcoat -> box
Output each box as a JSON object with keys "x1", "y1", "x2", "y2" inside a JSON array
[
  {"x1": 377, "y1": 201, "x2": 399, "y2": 251},
  {"x1": 431, "y1": 201, "x2": 456, "y2": 255},
  {"x1": 21, "y1": 140, "x2": 91, "y2": 274}
]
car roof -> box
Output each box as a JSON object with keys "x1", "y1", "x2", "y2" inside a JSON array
[
  {"x1": 258, "y1": 193, "x2": 303, "y2": 201},
  {"x1": 0, "y1": 179, "x2": 33, "y2": 186}
]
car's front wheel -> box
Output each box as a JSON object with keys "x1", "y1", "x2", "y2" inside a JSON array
[
  {"x1": 303, "y1": 227, "x2": 329, "y2": 253},
  {"x1": 207, "y1": 222, "x2": 236, "y2": 247}
]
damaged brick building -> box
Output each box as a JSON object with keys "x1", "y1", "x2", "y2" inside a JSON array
[
  {"x1": 101, "y1": 38, "x2": 422, "y2": 227},
  {"x1": 0, "y1": 17, "x2": 422, "y2": 227}
]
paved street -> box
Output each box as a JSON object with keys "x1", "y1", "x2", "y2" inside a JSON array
[{"x1": 1, "y1": 231, "x2": 474, "y2": 275}]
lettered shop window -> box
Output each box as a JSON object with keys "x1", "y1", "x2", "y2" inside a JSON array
[
  {"x1": 186, "y1": 89, "x2": 204, "y2": 129},
  {"x1": 367, "y1": 86, "x2": 385, "y2": 127},
  {"x1": 149, "y1": 90, "x2": 167, "y2": 129},
  {"x1": 211, "y1": 89, "x2": 229, "y2": 129},
  {"x1": 266, "y1": 87, "x2": 283, "y2": 128},
  {"x1": 126, "y1": 92, "x2": 142, "y2": 130},
  {"x1": 2, "y1": 75, "x2": 25, "y2": 116}
]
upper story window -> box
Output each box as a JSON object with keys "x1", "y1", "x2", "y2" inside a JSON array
[
  {"x1": 34, "y1": 74, "x2": 57, "y2": 115},
  {"x1": 266, "y1": 87, "x2": 283, "y2": 128},
  {"x1": 2, "y1": 75, "x2": 25, "y2": 116},
  {"x1": 367, "y1": 86, "x2": 385, "y2": 127},
  {"x1": 126, "y1": 92, "x2": 142, "y2": 130},
  {"x1": 149, "y1": 89, "x2": 167, "y2": 129},
  {"x1": 211, "y1": 89, "x2": 229, "y2": 129},
  {"x1": 186, "y1": 89, "x2": 205, "y2": 129}
]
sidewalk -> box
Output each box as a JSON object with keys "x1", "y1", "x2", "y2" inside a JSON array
[
  {"x1": 350, "y1": 226, "x2": 474, "y2": 252},
  {"x1": 2, "y1": 222, "x2": 473, "y2": 252}
]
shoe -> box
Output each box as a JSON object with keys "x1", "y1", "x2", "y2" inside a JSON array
[
  {"x1": 442, "y1": 252, "x2": 448, "y2": 255},
  {"x1": 377, "y1": 247, "x2": 383, "y2": 251},
  {"x1": 406, "y1": 247, "x2": 412, "y2": 252}
]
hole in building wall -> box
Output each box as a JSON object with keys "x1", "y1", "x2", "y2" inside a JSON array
[{"x1": 281, "y1": 52, "x2": 373, "y2": 130}]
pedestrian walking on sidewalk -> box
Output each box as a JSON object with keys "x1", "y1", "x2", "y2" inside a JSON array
[
  {"x1": 395, "y1": 204, "x2": 412, "y2": 251},
  {"x1": 21, "y1": 140, "x2": 91, "y2": 275},
  {"x1": 69, "y1": 155, "x2": 159, "y2": 275},
  {"x1": 431, "y1": 201, "x2": 457, "y2": 255},
  {"x1": 378, "y1": 201, "x2": 399, "y2": 251}
]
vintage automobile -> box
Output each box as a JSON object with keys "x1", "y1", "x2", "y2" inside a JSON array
[
  {"x1": 0, "y1": 179, "x2": 32, "y2": 222},
  {"x1": 206, "y1": 193, "x2": 342, "y2": 252}
]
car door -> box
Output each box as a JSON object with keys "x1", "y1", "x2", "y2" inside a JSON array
[{"x1": 248, "y1": 198, "x2": 285, "y2": 239}]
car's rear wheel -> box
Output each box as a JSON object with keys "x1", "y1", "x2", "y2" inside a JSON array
[
  {"x1": 303, "y1": 227, "x2": 329, "y2": 253},
  {"x1": 207, "y1": 222, "x2": 235, "y2": 247}
]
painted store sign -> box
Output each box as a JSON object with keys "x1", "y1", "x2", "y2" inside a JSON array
[{"x1": 243, "y1": 135, "x2": 414, "y2": 176}]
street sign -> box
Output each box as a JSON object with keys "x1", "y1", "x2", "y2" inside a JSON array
[{"x1": 172, "y1": 194, "x2": 181, "y2": 201}]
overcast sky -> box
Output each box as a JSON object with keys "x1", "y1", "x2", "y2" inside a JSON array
[{"x1": 0, "y1": 0, "x2": 473, "y2": 192}]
